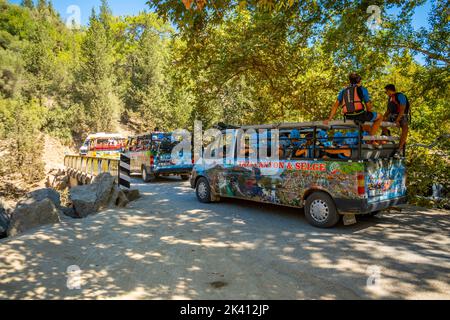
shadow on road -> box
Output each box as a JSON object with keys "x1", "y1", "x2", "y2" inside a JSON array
[{"x1": 0, "y1": 180, "x2": 449, "y2": 300}]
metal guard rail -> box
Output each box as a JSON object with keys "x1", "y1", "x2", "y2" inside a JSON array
[{"x1": 64, "y1": 155, "x2": 120, "y2": 179}]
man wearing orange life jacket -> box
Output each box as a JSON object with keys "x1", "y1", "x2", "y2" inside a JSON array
[{"x1": 324, "y1": 73, "x2": 383, "y2": 139}]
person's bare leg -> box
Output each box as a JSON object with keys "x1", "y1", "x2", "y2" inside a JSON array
[
  {"x1": 369, "y1": 114, "x2": 383, "y2": 136},
  {"x1": 399, "y1": 124, "x2": 409, "y2": 150}
]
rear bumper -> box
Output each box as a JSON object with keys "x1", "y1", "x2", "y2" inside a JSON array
[{"x1": 335, "y1": 196, "x2": 407, "y2": 214}]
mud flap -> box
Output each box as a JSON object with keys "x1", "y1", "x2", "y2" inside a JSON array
[{"x1": 343, "y1": 214, "x2": 357, "y2": 226}]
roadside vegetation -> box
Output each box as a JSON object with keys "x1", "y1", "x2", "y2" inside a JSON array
[{"x1": 0, "y1": 0, "x2": 448, "y2": 205}]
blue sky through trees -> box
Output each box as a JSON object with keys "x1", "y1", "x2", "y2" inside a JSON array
[{"x1": 9, "y1": 0, "x2": 432, "y2": 29}]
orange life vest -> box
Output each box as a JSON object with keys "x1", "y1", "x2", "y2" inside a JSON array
[{"x1": 342, "y1": 86, "x2": 365, "y2": 114}]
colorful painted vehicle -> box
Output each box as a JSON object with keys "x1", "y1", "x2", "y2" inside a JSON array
[
  {"x1": 125, "y1": 132, "x2": 193, "y2": 183},
  {"x1": 190, "y1": 121, "x2": 407, "y2": 228},
  {"x1": 81, "y1": 133, "x2": 126, "y2": 159}
]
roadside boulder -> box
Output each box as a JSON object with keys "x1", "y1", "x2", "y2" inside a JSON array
[
  {"x1": 124, "y1": 189, "x2": 140, "y2": 202},
  {"x1": 7, "y1": 198, "x2": 61, "y2": 237},
  {"x1": 70, "y1": 184, "x2": 100, "y2": 218},
  {"x1": 0, "y1": 199, "x2": 11, "y2": 237},
  {"x1": 107, "y1": 185, "x2": 129, "y2": 208},
  {"x1": 69, "y1": 173, "x2": 117, "y2": 218},
  {"x1": 61, "y1": 206, "x2": 79, "y2": 219},
  {"x1": 19, "y1": 188, "x2": 61, "y2": 209},
  {"x1": 93, "y1": 173, "x2": 116, "y2": 208}
]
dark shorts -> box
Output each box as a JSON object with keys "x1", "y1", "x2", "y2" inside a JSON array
[
  {"x1": 388, "y1": 114, "x2": 408, "y2": 127},
  {"x1": 345, "y1": 111, "x2": 378, "y2": 123}
]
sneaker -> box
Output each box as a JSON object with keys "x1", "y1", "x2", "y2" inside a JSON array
[{"x1": 393, "y1": 150, "x2": 402, "y2": 159}]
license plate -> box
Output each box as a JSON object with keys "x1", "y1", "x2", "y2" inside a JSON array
[{"x1": 159, "y1": 162, "x2": 171, "y2": 167}]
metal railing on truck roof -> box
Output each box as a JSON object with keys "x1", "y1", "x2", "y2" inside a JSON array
[{"x1": 217, "y1": 121, "x2": 401, "y2": 161}]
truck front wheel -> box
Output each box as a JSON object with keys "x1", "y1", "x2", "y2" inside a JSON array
[
  {"x1": 196, "y1": 177, "x2": 212, "y2": 203},
  {"x1": 305, "y1": 192, "x2": 340, "y2": 228}
]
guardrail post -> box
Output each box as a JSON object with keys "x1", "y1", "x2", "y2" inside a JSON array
[{"x1": 118, "y1": 154, "x2": 131, "y2": 189}]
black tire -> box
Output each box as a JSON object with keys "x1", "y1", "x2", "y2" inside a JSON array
[
  {"x1": 181, "y1": 174, "x2": 190, "y2": 181},
  {"x1": 196, "y1": 177, "x2": 212, "y2": 203},
  {"x1": 305, "y1": 192, "x2": 340, "y2": 228},
  {"x1": 142, "y1": 166, "x2": 155, "y2": 183},
  {"x1": 368, "y1": 210, "x2": 381, "y2": 217}
]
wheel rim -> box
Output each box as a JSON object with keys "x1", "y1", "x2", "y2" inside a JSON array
[
  {"x1": 198, "y1": 181, "x2": 208, "y2": 199},
  {"x1": 310, "y1": 199, "x2": 330, "y2": 223},
  {"x1": 142, "y1": 168, "x2": 147, "y2": 180}
]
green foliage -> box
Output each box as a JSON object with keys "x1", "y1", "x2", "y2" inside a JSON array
[
  {"x1": 406, "y1": 142, "x2": 449, "y2": 208},
  {"x1": 0, "y1": 0, "x2": 448, "y2": 204},
  {"x1": 0, "y1": 98, "x2": 46, "y2": 183},
  {"x1": 75, "y1": 8, "x2": 121, "y2": 132}
]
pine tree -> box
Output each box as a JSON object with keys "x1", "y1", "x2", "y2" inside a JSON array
[
  {"x1": 99, "y1": 0, "x2": 112, "y2": 36},
  {"x1": 21, "y1": 0, "x2": 34, "y2": 9},
  {"x1": 75, "y1": 10, "x2": 121, "y2": 132},
  {"x1": 37, "y1": 0, "x2": 46, "y2": 11}
]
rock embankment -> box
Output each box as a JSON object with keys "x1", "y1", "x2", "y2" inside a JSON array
[
  {"x1": 1, "y1": 173, "x2": 140, "y2": 239},
  {"x1": 0, "y1": 199, "x2": 11, "y2": 238}
]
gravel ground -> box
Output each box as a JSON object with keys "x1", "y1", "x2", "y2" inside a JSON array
[{"x1": 0, "y1": 177, "x2": 449, "y2": 300}]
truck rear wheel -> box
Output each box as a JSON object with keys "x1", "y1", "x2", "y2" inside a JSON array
[
  {"x1": 305, "y1": 192, "x2": 340, "y2": 228},
  {"x1": 142, "y1": 166, "x2": 155, "y2": 183},
  {"x1": 368, "y1": 210, "x2": 381, "y2": 217}
]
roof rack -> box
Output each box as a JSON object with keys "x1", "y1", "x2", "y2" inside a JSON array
[{"x1": 236, "y1": 121, "x2": 397, "y2": 131}]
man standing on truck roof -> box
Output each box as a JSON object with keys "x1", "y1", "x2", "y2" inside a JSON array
[
  {"x1": 382, "y1": 84, "x2": 410, "y2": 157},
  {"x1": 324, "y1": 73, "x2": 383, "y2": 141}
]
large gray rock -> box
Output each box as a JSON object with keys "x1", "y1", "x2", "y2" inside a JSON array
[
  {"x1": 124, "y1": 189, "x2": 140, "y2": 202},
  {"x1": 7, "y1": 198, "x2": 61, "y2": 237},
  {"x1": 69, "y1": 184, "x2": 98, "y2": 218},
  {"x1": 0, "y1": 199, "x2": 11, "y2": 236},
  {"x1": 93, "y1": 173, "x2": 116, "y2": 208},
  {"x1": 19, "y1": 188, "x2": 61, "y2": 209},
  {"x1": 70, "y1": 173, "x2": 117, "y2": 218},
  {"x1": 61, "y1": 206, "x2": 79, "y2": 219}
]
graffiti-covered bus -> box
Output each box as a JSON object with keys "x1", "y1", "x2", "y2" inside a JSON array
[
  {"x1": 190, "y1": 121, "x2": 407, "y2": 228},
  {"x1": 125, "y1": 132, "x2": 193, "y2": 182},
  {"x1": 80, "y1": 133, "x2": 126, "y2": 159}
]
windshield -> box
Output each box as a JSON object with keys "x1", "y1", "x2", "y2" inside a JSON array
[{"x1": 159, "y1": 139, "x2": 177, "y2": 152}]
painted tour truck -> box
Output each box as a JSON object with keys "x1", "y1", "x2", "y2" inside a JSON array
[
  {"x1": 125, "y1": 132, "x2": 193, "y2": 183},
  {"x1": 190, "y1": 121, "x2": 407, "y2": 228},
  {"x1": 80, "y1": 133, "x2": 126, "y2": 159}
]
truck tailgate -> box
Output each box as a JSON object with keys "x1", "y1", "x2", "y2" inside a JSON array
[{"x1": 366, "y1": 159, "x2": 407, "y2": 204}]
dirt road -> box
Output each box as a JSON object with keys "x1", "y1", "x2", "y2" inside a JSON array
[{"x1": 0, "y1": 177, "x2": 449, "y2": 299}]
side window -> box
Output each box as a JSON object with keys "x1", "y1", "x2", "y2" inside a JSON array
[
  {"x1": 316, "y1": 128, "x2": 357, "y2": 160},
  {"x1": 278, "y1": 134, "x2": 290, "y2": 160},
  {"x1": 283, "y1": 130, "x2": 314, "y2": 160},
  {"x1": 130, "y1": 138, "x2": 137, "y2": 152},
  {"x1": 142, "y1": 138, "x2": 151, "y2": 151}
]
